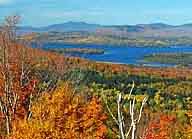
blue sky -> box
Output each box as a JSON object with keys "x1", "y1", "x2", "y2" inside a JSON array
[{"x1": 0, "y1": 0, "x2": 192, "y2": 26}]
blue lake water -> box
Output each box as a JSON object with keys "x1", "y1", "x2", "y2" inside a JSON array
[{"x1": 43, "y1": 43, "x2": 192, "y2": 67}]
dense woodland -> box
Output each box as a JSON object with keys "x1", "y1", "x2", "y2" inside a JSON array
[{"x1": 0, "y1": 16, "x2": 191, "y2": 139}]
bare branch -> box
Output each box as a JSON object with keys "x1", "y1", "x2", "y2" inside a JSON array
[
  {"x1": 137, "y1": 97, "x2": 148, "y2": 123},
  {"x1": 128, "y1": 81, "x2": 135, "y2": 100},
  {"x1": 117, "y1": 92, "x2": 125, "y2": 139},
  {"x1": 102, "y1": 92, "x2": 119, "y2": 126},
  {"x1": 102, "y1": 81, "x2": 148, "y2": 139}
]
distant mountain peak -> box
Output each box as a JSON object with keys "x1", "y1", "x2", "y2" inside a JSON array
[
  {"x1": 47, "y1": 21, "x2": 100, "y2": 27},
  {"x1": 66, "y1": 21, "x2": 90, "y2": 24},
  {"x1": 137, "y1": 23, "x2": 173, "y2": 29},
  {"x1": 180, "y1": 23, "x2": 192, "y2": 27},
  {"x1": 38, "y1": 21, "x2": 101, "y2": 32},
  {"x1": 18, "y1": 21, "x2": 192, "y2": 38}
]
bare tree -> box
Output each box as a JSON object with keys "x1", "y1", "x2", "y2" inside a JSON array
[
  {"x1": 102, "y1": 82, "x2": 148, "y2": 139},
  {"x1": 0, "y1": 15, "x2": 20, "y2": 135}
]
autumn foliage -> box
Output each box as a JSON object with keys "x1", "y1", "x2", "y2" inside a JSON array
[
  {"x1": 0, "y1": 16, "x2": 191, "y2": 139},
  {"x1": 142, "y1": 114, "x2": 177, "y2": 139},
  {"x1": 12, "y1": 83, "x2": 107, "y2": 139}
]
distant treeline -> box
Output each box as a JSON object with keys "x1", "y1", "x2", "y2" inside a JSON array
[
  {"x1": 30, "y1": 31, "x2": 192, "y2": 47},
  {"x1": 46, "y1": 47, "x2": 104, "y2": 55}
]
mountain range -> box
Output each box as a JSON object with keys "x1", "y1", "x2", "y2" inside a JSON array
[
  {"x1": 18, "y1": 22, "x2": 100, "y2": 33},
  {"x1": 18, "y1": 22, "x2": 192, "y2": 38}
]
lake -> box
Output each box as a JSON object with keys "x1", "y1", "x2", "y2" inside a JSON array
[{"x1": 42, "y1": 43, "x2": 192, "y2": 67}]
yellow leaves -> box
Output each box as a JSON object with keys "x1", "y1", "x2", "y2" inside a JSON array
[
  {"x1": 135, "y1": 95, "x2": 147, "y2": 102},
  {"x1": 123, "y1": 94, "x2": 130, "y2": 100},
  {"x1": 12, "y1": 83, "x2": 107, "y2": 139},
  {"x1": 123, "y1": 94, "x2": 147, "y2": 102},
  {"x1": 183, "y1": 112, "x2": 192, "y2": 139}
]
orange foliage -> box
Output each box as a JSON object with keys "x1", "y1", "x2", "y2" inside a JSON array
[
  {"x1": 0, "y1": 46, "x2": 39, "y2": 130},
  {"x1": 0, "y1": 32, "x2": 191, "y2": 138},
  {"x1": 142, "y1": 114, "x2": 176, "y2": 139},
  {"x1": 12, "y1": 83, "x2": 107, "y2": 139}
]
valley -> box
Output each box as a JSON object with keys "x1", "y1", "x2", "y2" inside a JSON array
[{"x1": 0, "y1": 15, "x2": 191, "y2": 139}]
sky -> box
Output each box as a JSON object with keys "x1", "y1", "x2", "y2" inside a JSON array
[{"x1": 0, "y1": 0, "x2": 192, "y2": 27}]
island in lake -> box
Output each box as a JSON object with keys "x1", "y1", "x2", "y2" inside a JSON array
[
  {"x1": 46, "y1": 48, "x2": 105, "y2": 55},
  {"x1": 143, "y1": 52, "x2": 192, "y2": 67},
  {"x1": 1, "y1": 0, "x2": 192, "y2": 138}
]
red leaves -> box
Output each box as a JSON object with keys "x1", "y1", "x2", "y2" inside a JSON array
[
  {"x1": 21, "y1": 79, "x2": 38, "y2": 94},
  {"x1": 143, "y1": 114, "x2": 176, "y2": 139}
]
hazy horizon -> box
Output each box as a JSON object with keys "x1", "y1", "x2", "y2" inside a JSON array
[{"x1": 16, "y1": 21, "x2": 192, "y2": 28}]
